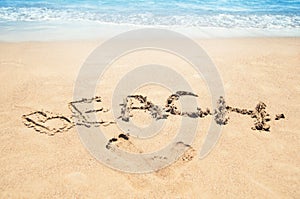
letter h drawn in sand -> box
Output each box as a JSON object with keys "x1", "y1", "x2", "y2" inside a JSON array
[{"x1": 22, "y1": 93, "x2": 285, "y2": 136}]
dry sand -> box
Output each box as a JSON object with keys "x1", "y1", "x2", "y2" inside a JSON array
[{"x1": 0, "y1": 38, "x2": 299, "y2": 198}]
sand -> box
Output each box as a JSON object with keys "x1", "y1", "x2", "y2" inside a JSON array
[{"x1": 0, "y1": 38, "x2": 299, "y2": 198}]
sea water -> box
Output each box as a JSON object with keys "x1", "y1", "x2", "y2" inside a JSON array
[{"x1": 0, "y1": 0, "x2": 299, "y2": 40}]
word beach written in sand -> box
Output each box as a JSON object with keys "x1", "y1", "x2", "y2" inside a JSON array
[{"x1": 22, "y1": 91, "x2": 285, "y2": 136}]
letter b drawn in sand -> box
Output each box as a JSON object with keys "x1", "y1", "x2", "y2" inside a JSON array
[{"x1": 73, "y1": 28, "x2": 225, "y2": 173}]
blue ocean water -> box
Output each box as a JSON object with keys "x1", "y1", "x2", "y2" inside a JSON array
[{"x1": 0, "y1": 0, "x2": 299, "y2": 29}]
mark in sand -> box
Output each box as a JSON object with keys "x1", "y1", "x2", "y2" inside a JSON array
[{"x1": 22, "y1": 91, "x2": 285, "y2": 135}]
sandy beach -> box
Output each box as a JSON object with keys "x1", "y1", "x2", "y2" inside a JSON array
[{"x1": 0, "y1": 37, "x2": 299, "y2": 198}]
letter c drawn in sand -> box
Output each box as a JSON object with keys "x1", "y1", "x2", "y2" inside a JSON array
[{"x1": 73, "y1": 28, "x2": 225, "y2": 173}]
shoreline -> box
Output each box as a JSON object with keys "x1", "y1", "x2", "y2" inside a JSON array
[{"x1": 0, "y1": 21, "x2": 299, "y2": 42}]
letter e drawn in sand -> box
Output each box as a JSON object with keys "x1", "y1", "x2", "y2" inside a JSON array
[{"x1": 73, "y1": 28, "x2": 225, "y2": 173}]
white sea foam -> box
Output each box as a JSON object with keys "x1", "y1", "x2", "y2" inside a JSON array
[
  {"x1": 0, "y1": 0, "x2": 299, "y2": 41},
  {"x1": 0, "y1": 7, "x2": 299, "y2": 29}
]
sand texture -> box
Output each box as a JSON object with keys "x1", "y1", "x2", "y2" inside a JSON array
[{"x1": 0, "y1": 38, "x2": 299, "y2": 198}]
